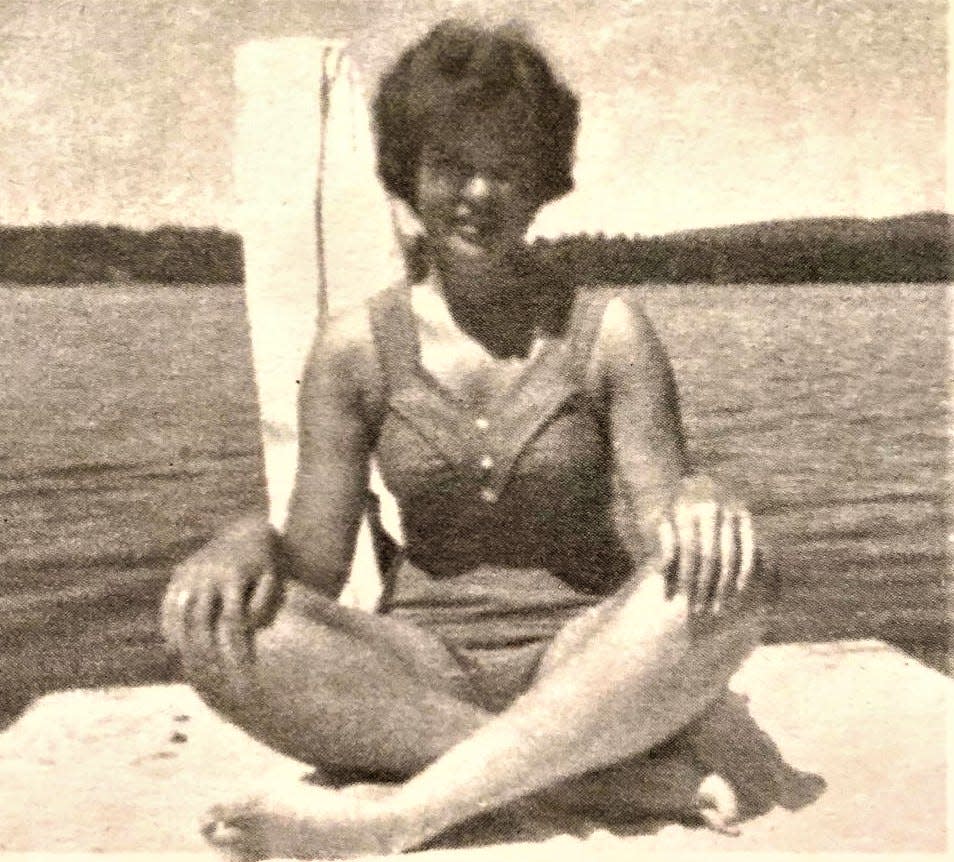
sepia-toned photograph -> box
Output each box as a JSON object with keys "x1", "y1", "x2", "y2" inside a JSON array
[{"x1": 0, "y1": 0, "x2": 948, "y2": 858}]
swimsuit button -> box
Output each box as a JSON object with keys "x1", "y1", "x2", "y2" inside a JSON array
[
  {"x1": 474, "y1": 416, "x2": 489, "y2": 431},
  {"x1": 480, "y1": 487, "x2": 499, "y2": 504},
  {"x1": 479, "y1": 455, "x2": 494, "y2": 470}
]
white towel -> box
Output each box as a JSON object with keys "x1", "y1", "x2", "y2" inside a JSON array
[{"x1": 234, "y1": 38, "x2": 404, "y2": 607}]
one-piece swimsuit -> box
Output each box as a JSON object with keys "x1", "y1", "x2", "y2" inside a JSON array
[{"x1": 368, "y1": 282, "x2": 644, "y2": 710}]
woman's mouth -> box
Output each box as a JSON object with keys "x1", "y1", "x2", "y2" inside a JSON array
[
  {"x1": 456, "y1": 223, "x2": 481, "y2": 240},
  {"x1": 453, "y1": 218, "x2": 495, "y2": 243}
]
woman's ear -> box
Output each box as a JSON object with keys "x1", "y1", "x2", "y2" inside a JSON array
[
  {"x1": 389, "y1": 197, "x2": 429, "y2": 282},
  {"x1": 390, "y1": 197, "x2": 424, "y2": 244}
]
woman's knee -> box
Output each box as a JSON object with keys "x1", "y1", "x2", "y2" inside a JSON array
[{"x1": 161, "y1": 580, "x2": 327, "y2": 710}]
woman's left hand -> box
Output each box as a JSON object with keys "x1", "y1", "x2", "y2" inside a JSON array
[{"x1": 656, "y1": 475, "x2": 775, "y2": 616}]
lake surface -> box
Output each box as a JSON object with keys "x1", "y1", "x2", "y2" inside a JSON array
[{"x1": 0, "y1": 282, "x2": 948, "y2": 705}]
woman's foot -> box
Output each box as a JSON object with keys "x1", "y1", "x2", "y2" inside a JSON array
[
  {"x1": 537, "y1": 740, "x2": 741, "y2": 835},
  {"x1": 685, "y1": 691, "x2": 827, "y2": 820},
  {"x1": 201, "y1": 781, "x2": 415, "y2": 861},
  {"x1": 694, "y1": 773, "x2": 741, "y2": 835}
]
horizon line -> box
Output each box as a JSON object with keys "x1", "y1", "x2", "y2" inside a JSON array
[{"x1": 0, "y1": 209, "x2": 948, "y2": 241}]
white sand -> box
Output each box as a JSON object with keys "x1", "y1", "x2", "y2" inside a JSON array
[{"x1": 0, "y1": 640, "x2": 947, "y2": 858}]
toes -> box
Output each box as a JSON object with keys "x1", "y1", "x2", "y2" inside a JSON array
[
  {"x1": 697, "y1": 806, "x2": 741, "y2": 836},
  {"x1": 201, "y1": 803, "x2": 267, "y2": 861},
  {"x1": 204, "y1": 801, "x2": 251, "y2": 834},
  {"x1": 202, "y1": 819, "x2": 247, "y2": 846},
  {"x1": 694, "y1": 773, "x2": 741, "y2": 836}
]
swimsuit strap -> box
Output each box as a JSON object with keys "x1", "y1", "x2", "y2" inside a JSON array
[
  {"x1": 368, "y1": 284, "x2": 419, "y2": 393},
  {"x1": 564, "y1": 286, "x2": 617, "y2": 385}
]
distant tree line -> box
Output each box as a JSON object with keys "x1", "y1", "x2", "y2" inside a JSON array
[
  {"x1": 0, "y1": 224, "x2": 243, "y2": 284},
  {"x1": 0, "y1": 212, "x2": 949, "y2": 285},
  {"x1": 534, "y1": 212, "x2": 951, "y2": 285}
]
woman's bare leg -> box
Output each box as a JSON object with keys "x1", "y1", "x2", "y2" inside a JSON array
[
  {"x1": 202, "y1": 559, "x2": 768, "y2": 858},
  {"x1": 183, "y1": 576, "x2": 719, "y2": 814},
  {"x1": 182, "y1": 574, "x2": 726, "y2": 846},
  {"x1": 387, "y1": 566, "x2": 763, "y2": 837},
  {"x1": 179, "y1": 579, "x2": 489, "y2": 778},
  {"x1": 182, "y1": 575, "x2": 712, "y2": 803}
]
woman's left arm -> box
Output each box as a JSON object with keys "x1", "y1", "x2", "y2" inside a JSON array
[{"x1": 592, "y1": 292, "x2": 768, "y2": 615}]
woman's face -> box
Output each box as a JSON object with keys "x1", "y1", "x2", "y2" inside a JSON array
[{"x1": 414, "y1": 107, "x2": 543, "y2": 269}]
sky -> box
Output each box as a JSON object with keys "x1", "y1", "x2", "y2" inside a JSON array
[{"x1": 0, "y1": 0, "x2": 947, "y2": 237}]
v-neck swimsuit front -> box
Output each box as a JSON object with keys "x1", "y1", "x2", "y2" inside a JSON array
[{"x1": 368, "y1": 283, "x2": 642, "y2": 710}]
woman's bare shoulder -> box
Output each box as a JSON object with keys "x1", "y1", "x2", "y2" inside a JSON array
[
  {"x1": 300, "y1": 297, "x2": 387, "y2": 418},
  {"x1": 577, "y1": 287, "x2": 673, "y2": 397},
  {"x1": 591, "y1": 289, "x2": 662, "y2": 363},
  {"x1": 323, "y1": 300, "x2": 376, "y2": 355}
]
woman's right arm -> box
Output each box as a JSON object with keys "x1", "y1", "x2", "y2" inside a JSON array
[
  {"x1": 281, "y1": 309, "x2": 380, "y2": 595},
  {"x1": 161, "y1": 306, "x2": 381, "y2": 667}
]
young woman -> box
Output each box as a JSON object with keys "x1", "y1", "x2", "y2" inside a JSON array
[{"x1": 162, "y1": 21, "x2": 799, "y2": 860}]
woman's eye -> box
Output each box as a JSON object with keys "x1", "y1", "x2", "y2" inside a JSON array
[{"x1": 430, "y1": 153, "x2": 464, "y2": 173}]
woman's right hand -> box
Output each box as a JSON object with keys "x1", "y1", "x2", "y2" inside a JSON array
[{"x1": 161, "y1": 516, "x2": 283, "y2": 683}]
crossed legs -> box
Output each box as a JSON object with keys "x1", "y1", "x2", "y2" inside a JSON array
[
  {"x1": 185, "y1": 579, "x2": 715, "y2": 797},
  {"x1": 171, "y1": 561, "x2": 775, "y2": 858}
]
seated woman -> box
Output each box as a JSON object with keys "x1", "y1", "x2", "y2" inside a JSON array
[{"x1": 162, "y1": 20, "x2": 802, "y2": 860}]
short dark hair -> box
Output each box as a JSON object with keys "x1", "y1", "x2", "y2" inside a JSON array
[{"x1": 372, "y1": 20, "x2": 579, "y2": 210}]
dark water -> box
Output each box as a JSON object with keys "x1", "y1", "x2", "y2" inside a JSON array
[
  {"x1": 0, "y1": 282, "x2": 948, "y2": 706},
  {"x1": 638, "y1": 283, "x2": 948, "y2": 649}
]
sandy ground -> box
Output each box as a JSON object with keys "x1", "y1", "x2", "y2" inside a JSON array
[{"x1": 0, "y1": 640, "x2": 947, "y2": 858}]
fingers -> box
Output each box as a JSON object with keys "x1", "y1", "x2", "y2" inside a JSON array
[
  {"x1": 202, "y1": 819, "x2": 247, "y2": 848},
  {"x1": 664, "y1": 492, "x2": 766, "y2": 618},
  {"x1": 736, "y1": 510, "x2": 756, "y2": 595},
  {"x1": 656, "y1": 519, "x2": 678, "y2": 597},
  {"x1": 247, "y1": 566, "x2": 281, "y2": 629},
  {"x1": 185, "y1": 580, "x2": 220, "y2": 675},
  {"x1": 217, "y1": 581, "x2": 253, "y2": 674},
  {"x1": 162, "y1": 561, "x2": 268, "y2": 687},
  {"x1": 201, "y1": 804, "x2": 259, "y2": 857},
  {"x1": 693, "y1": 502, "x2": 720, "y2": 614},
  {"x1": 713, "y1": 510, "x2": 739, "y2": 614},
  {"x1": 160, "y1": 570, "x2": 195, "y2": 653},
  {"x1": 160, "y1": 577, "x2": 185, "y2": 652},
  {"x1": 672, "y1": 500, "x2": 719, "y2": 614},
  {"x1": 674, "y1": 504, "x2": 698, "y2": 604}
]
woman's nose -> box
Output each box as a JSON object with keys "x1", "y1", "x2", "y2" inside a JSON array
[{"x1": 462, "y1": 173, "x2": 491, "y2": 202}]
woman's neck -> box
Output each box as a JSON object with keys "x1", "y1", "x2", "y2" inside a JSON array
[{"x1": 426, "y1": 255, "x2": 540, "y2": 359}]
